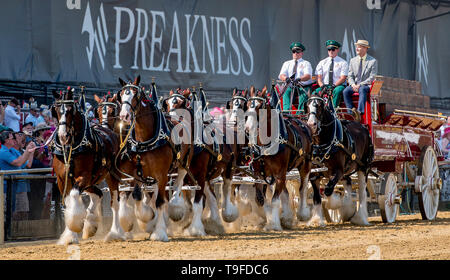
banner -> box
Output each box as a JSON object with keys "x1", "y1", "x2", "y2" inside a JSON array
[{"x1": 0, "y1": 0, "x2": 448, "y2": 100}]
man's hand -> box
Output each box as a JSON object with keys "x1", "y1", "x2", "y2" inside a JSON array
[
  {"x1": 352, "y1": 84, "x2": 360, "y2": 92},
  {"x1": 26, "y1": 141, "x2": 37, "y2": 153}
]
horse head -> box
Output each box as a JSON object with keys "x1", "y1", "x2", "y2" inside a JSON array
[
  {"x1": 306, "y1": 96, "x2": 336, "y2": 137},
  {"x1": 229, "y1": 88, "x2": 248, "y2": 123},
  {"x1": 166, "y1": 87, "x2": 190, "y2": 115},
  {"x1": 118, "y1": 75, "x2": 142, "y2": 124},
  {"x1": 54, "y1": 87, "x2": 81, "y2": 146},
  {"x1": 95, "y1": 93, "x2": 119, "y2": 130},
  {"x1": 245, "y1": 86, "x2": 268, "y2": 137}
]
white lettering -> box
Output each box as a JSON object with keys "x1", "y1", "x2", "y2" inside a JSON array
[
  {"x1": 67, "y1": 0, "x2": 81, "y2": 10},
  {"x1": 228, "y1": 17, "x2": 241, "y2": 76},
  {"x1": 149, "y1": 11, "x2": 166, "y2": 71},
  {"x1": 201, "y1": 16, "x2": 215, "y2": 74},
  {"x1": 240, "y1": 18, "x2": 253, "y2": 76},
  {"x1": 132, "y1": 8, "x2": 149, "y2": 70},
  {"x1": 164, "y1": 11, "x2": 183, "y2": 72},
  {"x1": 114, "y1": 7, "x2": 136, "y2": 69},
  {"x1": 185, "y1": 15, "x2": 201, "y2": 73},
  {"x1": 216, "y1": 17, "x2": 229, "y2": 74}
]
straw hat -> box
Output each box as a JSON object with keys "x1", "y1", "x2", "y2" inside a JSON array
[
  {"x1": 33, "y1": 123, "x2": 51, "y2": 133},
  {"x1": 354, "y1": 39, "x2": 370, "y2": 48}
]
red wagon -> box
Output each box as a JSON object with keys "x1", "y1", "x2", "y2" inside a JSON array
[{"x1": 279, "y1": 79, "x2": 446, "y2": 223}]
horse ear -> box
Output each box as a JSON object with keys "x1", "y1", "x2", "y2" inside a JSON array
[
  {"x1": 169, "y1": 89, "x2": 174, "y2": 96},
  {"x1": 52, "y1": 90, "x2": 61, "y2": 100},
  {"x1": 94, "y1": 94, "x2": 102, "y2": 104},
  {"x1": 119, "y1": 78, "x2": 126, "y2": 87},
  {"x1": 134, "y1": 75, "x2": 141, "y2": 85},
  {"x1": 243, "y1": 89, "x2": 248, "y2": 97},
  {"x1": 250, "y1": 86, "x2": 255, "y2": 96},
  {"x1": 111, "y1": 93, "x2": 117, "y2": 102},
  {"x1": 232, "y1": 88, "x2": 237, "y2": 97}
]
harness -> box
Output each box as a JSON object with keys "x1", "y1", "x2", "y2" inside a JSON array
[
  {"x1": 116, "y1": 83, "x2": 197, "y2": 186},
  {"x1": 51, "y1": 95, "x2": 110, "y2": 203},
  {"x1": 309, "y1": 97, "x2": 359, "y2": 166}
]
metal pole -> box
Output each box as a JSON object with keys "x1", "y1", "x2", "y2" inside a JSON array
[{"x1": 0, "y1": 175, "x2": 4, "y2": 244}]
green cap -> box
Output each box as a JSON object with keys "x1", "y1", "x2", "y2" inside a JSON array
[
  {"x1": 326, "y1": 40, "x2": 341, "y2": 49},
  {"x1": 290, "y1": 42, "x2": 305, "y2": 52}
]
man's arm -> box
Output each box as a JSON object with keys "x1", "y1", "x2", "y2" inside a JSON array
[
  {"x1": 335, "y1": 76, "x2": 347, "y2": 87},
  {"x1": 278, "y1": 61, "x2": 289, "y2": 81},
  {"x1": 5, "y1": 106, "x2": 21, "y2": 121},
  {"x1": 335, "y1": 61, "x2": 349, "y2": 86},
  {"x1": 10, "y1": 142, "x2": 36, "y2": 167}
]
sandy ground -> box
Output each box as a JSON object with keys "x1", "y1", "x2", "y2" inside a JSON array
[{"x1": 1, "y1": 211, "x2": 449, "y2": 260}]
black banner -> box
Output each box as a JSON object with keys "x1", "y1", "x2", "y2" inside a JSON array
[{"x1": 0, "y1": 0, "x2": 448, "y2": 100}]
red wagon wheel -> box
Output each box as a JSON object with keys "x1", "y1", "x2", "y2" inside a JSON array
[{"x1": 415, "y1": 146, "x2": 442, "y2": 220}]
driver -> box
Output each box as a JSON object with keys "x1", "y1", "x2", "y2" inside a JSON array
[
  {"x1": 278, "y1": 42, "x2": 313, "y2": 113},
  {"x1": 313, "y1": 40, "x2": 348, "y2": 109}
]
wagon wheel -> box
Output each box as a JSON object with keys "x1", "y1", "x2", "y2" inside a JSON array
[
  {"x1": 378, "y1": 173, "x2": 399, "y2": 223},
  {"x1": 415, "y1": 146, "x2": 442, "y2": 220}
]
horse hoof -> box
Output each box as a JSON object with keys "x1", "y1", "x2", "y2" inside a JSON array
[
  {"x1": 82, "y1": 224, "x2": 98, "y2": 239},
  {"x1": 150, "y1": 230, "x2": 169, "y2": 242},
  {"x1": 297, "y1": 207, "x2": 311, "y2": 221},
  {"x1": 203, "y1": 219, "x2": 225, "y2": 235},
  {"x1": 104, "y1": 231, "x2": 126, "y2": 242},
  {"x1": 280, "y1": 216, "x2": 295, "y2": 229},
  {"x1": 57, "y1": 229, "x2": 79, "y2": 245},
  {"x1": 184, "y1": 226, "x2": 206, "y2": 237},
  {"x1": 263, "y1": 223, "x2": 282, "y2": 231},
  {"x1": 221, "y1": 207, "x2": 239, "y2": 223}
]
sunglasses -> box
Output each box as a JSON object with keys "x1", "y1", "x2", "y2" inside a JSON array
[
  {"x1": 292, "y1": 49, "x2": 302, "y2": 54},
  {"x1": 328, "y1": 48, "x2": 337, "y2": 51}
]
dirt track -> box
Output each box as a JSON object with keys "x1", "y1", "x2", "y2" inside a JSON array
[{"x1": 1, "y1": 211, "x2": 449, "y2": 260}]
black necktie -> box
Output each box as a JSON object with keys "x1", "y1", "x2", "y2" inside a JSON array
[
  {"x1": 356, "y1": 58, "x2": 363, "y2": 84},
  {"x1": 328, "y1": 58, "x2": 334, "y2": 86},
  {"x1": 293, "y1": 59, "x2": 298, "y2": 78}
]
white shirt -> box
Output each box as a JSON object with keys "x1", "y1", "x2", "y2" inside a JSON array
[
  {"x1": 315, "y1": 56, "x2": 349, "y2": 85},
  {"x1": 4, "y1": 105, "x2": 21, "y2": 132},
  {"x1": 279, "y1": 58, "x2": 313, "y2": 85}
]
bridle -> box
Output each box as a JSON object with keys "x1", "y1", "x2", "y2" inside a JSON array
[
  {"x1": 120, "y1": 83, "x2": 144, "y2": 114},
  {"x1": 168, "y1": 93, "x2": 188, "y2": 111},
  {"x1": 99, "y1": 101, "x2": 119, "y2": 129},
  {"x1": 248, "y1": 96, "x2": 267, "y2": 110}
]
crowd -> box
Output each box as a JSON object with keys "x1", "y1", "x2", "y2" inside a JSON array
[{"x1": 1, "y1": 97, "x2": 55, "y2": 221}]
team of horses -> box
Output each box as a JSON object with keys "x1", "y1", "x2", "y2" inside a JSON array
[{"x1": 50, "y1": 76, "x2": 373, "y2": 245}]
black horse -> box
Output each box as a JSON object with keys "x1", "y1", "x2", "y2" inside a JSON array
[{"x1": 305, "y1": 96, "x2": 373, "y2": 225}]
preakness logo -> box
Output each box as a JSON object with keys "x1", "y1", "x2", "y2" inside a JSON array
[{"x1": 79, "y1": 1, "x2": 254, "y2": 75}]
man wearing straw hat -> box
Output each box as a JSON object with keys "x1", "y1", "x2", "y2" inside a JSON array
[{"x1": 342, "y1": 39, "x2": 377, "y2": 118}]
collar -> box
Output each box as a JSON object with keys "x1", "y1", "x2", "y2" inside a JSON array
[{"x1": 359, "y1": 54, "x2": 367, "y2": 61}]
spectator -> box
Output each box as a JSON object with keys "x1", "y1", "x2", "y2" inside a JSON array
[
  {"x1": 33, "y1": 123, "x2": 52, "y2": 167},
  {"x1": 0, "y1": 100, "x2": 5, "y2": 124},
  {"x1": 0, "y1": 131, "x2": 36, "y2": 216},
  {"x1": 441, "y1": 127, "x2": 450, "y2": 159},
  {"x1": 4, "y1": 98, "x2": 21, "y2": 132},
  {"x1": 41, "y1": 109, "x2": 57, "y2": 131},
  {"x1": 12, "y1": 132, "x2": 32, "y2": 220},
  {"x1": 22, "y1": 121, "x2": 34, "y2": 138},
  {"x1": 25, "y1": 107, "x2": 44, "y2": 127}
]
